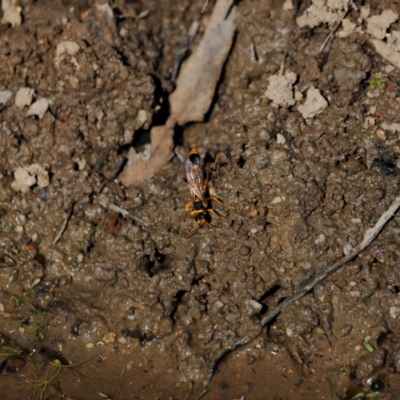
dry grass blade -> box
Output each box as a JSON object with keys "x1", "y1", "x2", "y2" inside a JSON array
[
  {"x1": 169, "y1": 0, "x2": 235, "y2": 123},
  {"x1": 120, "y1": 125, "x2": 174, "y2": 187},
  {"x1": 203, "y1": 196, "x2": 400, "y2": 387},
  {"x1": 119, "y1": 0, "x2": 236, "y2": 187}
]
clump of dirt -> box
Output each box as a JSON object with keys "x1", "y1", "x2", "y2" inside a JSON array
[{"x1": 2, "y1": 0, "x2": 400, "y2": 399}]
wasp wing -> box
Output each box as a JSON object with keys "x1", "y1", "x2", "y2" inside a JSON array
[{"x1": 185, "y1": 157, "x2": 205, "y2": 203}]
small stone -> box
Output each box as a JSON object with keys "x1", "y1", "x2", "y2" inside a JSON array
[
  {"x1": 337, "y1": 18, "x2": 356, "y2": 38},
  {"x1": 282, "y1": 0, "x2": 293, "y2": 11},
  {"x1": 132, "y1": 197, "x2": 143, "y2": 207},
  {"x1": 28, "y1": 164, "x2": 49, "y2": 187},
  {"x1": 27, "y1": 98, "x2": 49, "y2": 119},
  {"x1": 264, "y1": 72, "x2": 297, "y2": 107},
  {"x1": 367, "y1": 10, "x2": 398, "y2": 40},
  {"x1": 271, "y1": 196, "x2": 282, "y2": 204},
  {"x1": 15, "y1": 87, "x2": 35, "y2": 109},
  {"x1": 245, "y1": 300, "x2": 263, "y2": 315},
  {"x1": 363, "y1": 116, "x2": 376, "y2": 129},
  {"x1": 360, "y1": 5, "x2": 370, "y2": 21},
  {"x1": 343, "y1": 243, "x2": 353, "y2": 256},
  {"x1": 76, "y1": 158, "x2": 87, "y2": 171},
  {"x1": 1, "y1": 0, "x2": 22, "y2": 27},
  {"x1": 56, "y1": 41, "x2": 80, "y2": 59},
  {"x1": 31, "y1": 233, "x2": 39, "y2": 243},
  {"x1": 270, "y1": 343, "x2": 280, "y2": 353},
  {"x1": 259, "y1": 129, "x2": 269, "y2": 140},
  {"x1": 276, "y1": 133, "x2": 286, "y2": 145},
  {"x1": 315, "y1": 234, "x2": 326, "y2": 244},
  {"x1": 0, "y1": 90, "x2": 13, "y2": 105},
  {"x1": 376, "y1": 129, "x2": 386, "y2": 141},
  {"x1": 103, "y1": 332, "x2": 116, "y2": 343},
  {"x1": 286, "y1": 327, "x2": 294, "y2": 337},
  {"x1": 11, "y1": 167, "x2": 37, "y2": 193},
  {"x1": 385, "y1": 64, "x2": 395, "y2": 73},
  {"x1": 136, "y1": 109, "x2": 147, "y2": 128},
  {"x1": 298, "y1": 87, "x2": 328, "y2": 119},
  {"x1": 11, "y1": 164, "x2": 49, "y2": 193},
  {"x1": 390, "y1": 306, "x2": 400, "y2": 320},
  {"x1": 381, "y1": 121, "x2": 400, "y2": 133},
  {"x1": 214, "y1": 300, "x2": 224, "y2": 310}
]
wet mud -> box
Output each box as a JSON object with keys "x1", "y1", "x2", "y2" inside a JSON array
[{"x1": 2, "y1": 0, "x2": 400, "y2": 399}]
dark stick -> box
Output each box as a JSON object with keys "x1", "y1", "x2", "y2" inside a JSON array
[{"x1": 203, "y1": 196, "x2": 400, "y2": 387}]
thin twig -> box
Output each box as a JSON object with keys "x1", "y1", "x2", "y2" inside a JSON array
[
  {"x1": 107, "y1": 203, "x2": 149, "y2": 227},
  {"x1": 319, "y1": 1, "x2": 352, "y2": 54},
  {"x1": 53, "y1": 203, "x2": 74, "y2": 245},
  {"x1": 203, "y1": 196, "x2": 400, "y2": 387},
  {"x1": 262, "y1": 196, "x2": 400, "y2": 326},
  {"x1": 0, "y1": 311, "x2": 25, "y2": 318}
]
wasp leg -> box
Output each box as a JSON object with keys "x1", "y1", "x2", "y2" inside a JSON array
[
  {"x1": 208, "y1": 196, "x2": 235, "y2": 209},
  {"x1": 186, "y1": 222, "x2": 201, "y2": 238},
  {"x1": 202, "y1": 151, "x2": 222, "y2": 192},
  {"x1": 209, "y1": 151, "x2": 222, "y2": 171},
  {"x1": 208, "y1": 209, "x2": 225, "y2": 219},
  {"x1": 186, "y1": 220, "x2": 216, "y2": 238}
]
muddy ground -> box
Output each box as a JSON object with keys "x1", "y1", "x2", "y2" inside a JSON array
[{"x1": 1, "y1": 0, "x2": 400, "y2": 399}]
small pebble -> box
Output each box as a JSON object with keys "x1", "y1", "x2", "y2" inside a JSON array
[
  {"x1": 390, "y1": 306, "x2": 400, "y2": 319},
  {"x1": 276, "y1": 133, "x2": 286, "y2": 145},
  {"x1": 0, "y1": 90, "x2": 13, "y2": 105},
  {"x1": 315, "y1": 234, "x2": 326, "y2": 244},
  {"x1": 118, "y1": 336, "x2": 127, "y2": 344},
  {"x1": 214, "y1": 301, "x2": 224, "y2": 310},
  {"x1": 286, "y1": 327, "x2": 294, "y2": 337},
  {"x1": 239, "y1": 246, "x2": 251, "y2": 256},
  {"x1": 27, "y1": 98, "x2": 49, "y2": 119},
  {"x1": 270, "y1": 343, "x2": 280, "y2": 354},
  {"x1": 15, "y1": 87, "x2": 35, "y2": 109},
  {"x1": 343, "y1": 243, "x2": 353, "y2": 256},
  {"x1": 136, "y1": 109, "x2": 147, "y2": 128},
  {"x1": 103, "y1": 332, "x2": 116, "y2": 343},
  {"x1": 56, "y1": 41, "x2": 80, "y2": 58},
  {"x1": 376, "y1": 129, "x2": 386, "y2": 141},
  {"x1": 271, "y1": 196, "x2": 282, "y2": 204},
  {"x1": 31, "y1": 233, "x2": 39, "y2": 243}
]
